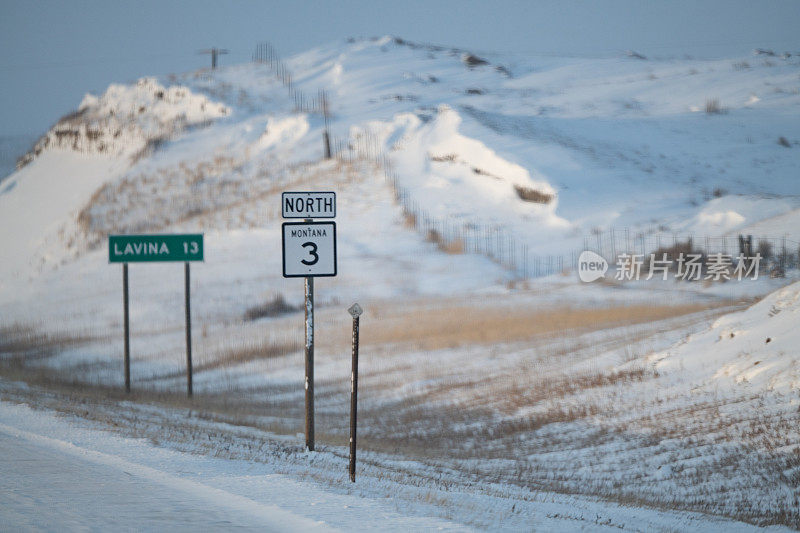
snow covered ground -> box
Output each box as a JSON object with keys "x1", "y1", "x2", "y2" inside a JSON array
[
  {"x1": 0, "y1": 399, "x2": 451, "y2": 532},
  {"x1": 1, "y1": 386, "x2": 794, "y2": 532},
  {"x1": 0, "y1": 134, "x2": 36, "y2": 182},
  {"x1": 1, "y1": 36, "x2": 799, "y2": 529}
]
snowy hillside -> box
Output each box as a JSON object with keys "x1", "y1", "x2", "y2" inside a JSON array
[
  {"x1": 653, "y1": 280, "x2": 800, "y2": 393},
  {"x1": 283, "y1": 37, "x2": 800, "y2": 250},
  {"x1": 1, "y1": 36, "x2": 800, "y2": 529},
  {"x1": 0, "y1": 134, "x2": 36, "y2": 181},
  {"x1": 2, "y1": 36, "x2": 799, "y2": 286}
]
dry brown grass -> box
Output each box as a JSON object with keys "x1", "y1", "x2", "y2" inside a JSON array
[
  {"x1": 425, "y1": 229, "x2": 464, "y2": 254},
  {"x1": 403, "y1": 211, "x2": 417, "y2": 229},
  {"x1": 513, "y1": 185, "x2": 554, "y2": 204},
  {"x1": 244, "y1": 295, "x2": 300, "y2": 321},
  {"x1": 353, "y1": 302, "x2": 720, "y2": 351},
  {"x1": 194, "y1": 340, "x2": 300, "y2": 374},
  {"x1": 0, "y1": 325, "x2": 96, "y2": 361}
]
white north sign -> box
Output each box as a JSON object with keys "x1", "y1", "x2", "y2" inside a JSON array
[
  {"x1": 282, "y1": 191, "x2": 336, "y2": 219},
  {"x1": 282, "y1": 222, "x2": 337, "y2": 277}
]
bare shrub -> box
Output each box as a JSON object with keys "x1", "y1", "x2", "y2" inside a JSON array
[
  {"x1": 758, "y1": 239, "x2": 773, "y2": 260},
  {"x1": 513, "y1": 185, "x2": 554, "y2": 204},
  {"x1": 705, "y1": 99, "x2": 726, "y2": 114},
  {"x1": 646, "y1": 239, "x2": 703, "y2": 273},
  {"x1": 462, "y1": 54, "x2": 489, "y2": 68},
  {"x1": 778, "y1": 136, "x2": 791, "y2": 148},
  {"x1": 429, "y1": 153, "x2": 457, "y2": 163},
  {"x1": 244, "y1": 295, "x2": 299, "y2": 320},
  {"x1": 495, "y1": 65, "x2": 512, "y2": 77}
]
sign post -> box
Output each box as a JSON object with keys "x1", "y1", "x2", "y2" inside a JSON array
[
  {"x1": 185, "y1": 261, "x2": 193, "y2": 397},
  {"x1": 109, "y1": 234, "x2": 203, "y2": 396},
  {"x1": 305, "y1": 274, "x2": 314, "y2": 450},
  {"x1": 347, "y1": 303, "x2": 363, "y2": 482},
  {"x1": 123, "y1": 263, "x2": 130, "y2": 393},
  {"x1": 282, "y1": 192, "x2": 336, "y2": 452}
]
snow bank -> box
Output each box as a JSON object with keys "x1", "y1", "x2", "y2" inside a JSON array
[
  {"x1": 654, "y1": 280, "x2": 800, "y2": 394},
  {"x1": 0, "y1": 151, "x2": 125, "y2": 286},
  {"x1": 680, "y1": 196, "x2": 797, "y2": 237},
  {"x1": 18, "y1": 78, "x2": 230, "y2": 166},
  {"x1": 257, "y1": 115, "x2": 310, "y2": 150},
  {"x1": 377, "y1": 105, "x2": 570, "y2": 232}
]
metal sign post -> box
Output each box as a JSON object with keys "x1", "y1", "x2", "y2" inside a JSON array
[
  {"x1": 347, "y1": 303, "x2": 363, "y2": 482},
  {"x1": 109, "y1": 234, "x2": 203, "y2": 395},
  {"x1": 281, "y1": 192, "x2": 337, "y2": 452},
  {"x1": 185, "y1": 262, "x2": 193, "y2": 397},
  {"x1": 304, "y1": 274, "x2": 314, "y2": 451},
  {"x1": 123, "y1": 263, "x2": 130, "y2": 393}
]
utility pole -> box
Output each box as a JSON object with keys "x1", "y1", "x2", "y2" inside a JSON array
[{"x1": 199, "y1": 48, "x2": 229, "y2": 69}]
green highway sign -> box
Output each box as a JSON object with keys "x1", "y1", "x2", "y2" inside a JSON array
[{"x1": 109, "y1": 234, "x2": 204, "y2": 263}]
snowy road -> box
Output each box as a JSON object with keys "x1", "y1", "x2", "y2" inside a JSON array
[
  {"x1": 0, "y1": 399, "x2": 468, "y2": 532},
  {"x1": 0, "y1": 430, "x2": 290, "y2": 531},
  {"x1": 0, "y1": 423, "x2": 332, "y2": 532}
]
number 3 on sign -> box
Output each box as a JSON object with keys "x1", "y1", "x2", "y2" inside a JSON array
[
  {"x1": 183, "y1": 242, "x2": 199, "y2": 254},
  {"x1": 281, "y1": 221, "x2": 336, "y2": 278},
  {"x1": 301, "y1": 242, "x2": 319, "y2": 265}
]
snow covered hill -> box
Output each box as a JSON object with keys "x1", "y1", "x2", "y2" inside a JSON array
[
  {"x1": 2, "y1": 36, "x2": 799, "y2": 288},
  {"x1": 652, "y1": 279, "x2": 800, "y2": 394},
  {"x1": 1, "y1": 36, "x2": 799, "y2": 529}
]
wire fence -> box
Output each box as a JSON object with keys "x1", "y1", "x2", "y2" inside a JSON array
[
  {"x1": 252, "y1": 42, "x2": 330, "y2": 116},
  {"x1": 252, "y1": 41, "x2": 799, "y2": 280},
  {"x1": 582, "y1": 229, "x2": 800, "y2": 278}
]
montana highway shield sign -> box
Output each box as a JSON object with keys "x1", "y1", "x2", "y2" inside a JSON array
[{"x1": 282, "y1": 222, "x2": 337, "y2": 277}]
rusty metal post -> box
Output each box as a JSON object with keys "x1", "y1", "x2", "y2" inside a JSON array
[{"x1": 347, "y1": 303, "x2": 363, "y2": 482}]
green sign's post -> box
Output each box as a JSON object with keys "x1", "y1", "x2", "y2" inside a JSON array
[
  {"x1": 184, "y1": 262, "x2": 193, "y2": 397},
  {"x1": 109, "y1": 234, "x2": 203, "y2": 396},
  {"x1": 123, "y1": 263, "x2": 130, "y2": 393}
]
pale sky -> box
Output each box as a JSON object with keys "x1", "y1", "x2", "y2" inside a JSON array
[{"x1": 1, "y1": 0, "x2": 798, "y2": 136}]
